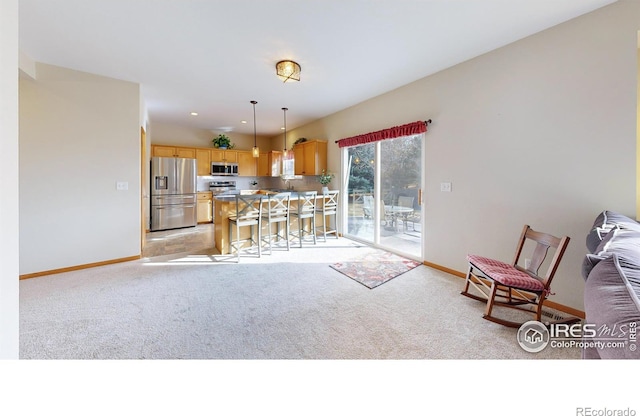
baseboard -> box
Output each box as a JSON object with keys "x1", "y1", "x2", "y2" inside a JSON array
[
  {"x1": 423, "y1": 261, "x2": 466, "y2": 278},
  {"x1": 19, "y1": 255, "x2": 141, "y2": 280},
  {"x1": 422, "y1": 260, "x2": 586, "y2": 319}
]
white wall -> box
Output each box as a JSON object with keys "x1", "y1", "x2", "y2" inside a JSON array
[
  {"x1": 150, "y1": 120, "x2": 274, "y2": 152},
  {"x1": 288, "y1": 0, "x2": 640, "y2": 311},
  {"x1": 19, "y1": 63, "x2": 141, "y2": 275},
  {"x1": 0, "y1": 0, "x2": 19, "y2": 359}
]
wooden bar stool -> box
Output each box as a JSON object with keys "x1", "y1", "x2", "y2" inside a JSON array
[
  {"x1": 290, "y1": 191, "x2": 317, "y2": 247},
  {"x1": 228, "y1": 194, "x2": 263, "y2": 261},
  {"x1": 261, "y1": 192, "x2": 292, "y2": 253},
  {"x1": 316, "y1": 190, "x2": 339, "y2": 242}
]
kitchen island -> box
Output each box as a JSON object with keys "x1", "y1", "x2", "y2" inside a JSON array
[{"x1": 214, "y1": 190, "x2": 335, "y2": 255}]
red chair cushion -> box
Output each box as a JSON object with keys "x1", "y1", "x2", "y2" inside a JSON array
[{"x1": 467, "y1": 254, "x2": 545, "y2": 292}]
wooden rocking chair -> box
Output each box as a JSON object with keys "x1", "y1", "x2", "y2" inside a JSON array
[{"x1": 460, "y1": 224, "x2": 576, "y2": 328}]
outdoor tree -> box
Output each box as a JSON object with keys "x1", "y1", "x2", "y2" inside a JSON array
[{"x1": 346, "y1": 135, "x2": 421, "y2": 204}]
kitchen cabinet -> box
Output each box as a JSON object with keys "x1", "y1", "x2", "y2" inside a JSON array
[
  {"x1": 196, "y1": 149, "x2": 211, "y2": 176},
  {"x1": 293, "y1": 140, "x2": 327, "y2": 176},
  {"x1": 152, "y1": 145, "x2": 196, "y2": 159},
  {"x1": 257, "y1": 151, "x2": 283, "y2": 176},
  {"x1": 153, "y1": 144, "x2": 264, "y2": 176},
  {"x1": 236, "y1": 150, "x2": 257, "y2": 176},
  {"x1": 211, "y1": 149, "x2": 238, "y2": 163},
  {"x1": 257, "y1": 152, "x2": 269, "y2": 176},
  {"x1": 270, "y1": 151, "x2": 283, "y2": 176},
  {"x1": 197, "y1": 192, "x2": 213, "y2": 223}
]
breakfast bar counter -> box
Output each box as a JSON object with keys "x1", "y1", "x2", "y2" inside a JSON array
[{"x1": 214, "y1": 190, "x2": 336, "y2": 255}]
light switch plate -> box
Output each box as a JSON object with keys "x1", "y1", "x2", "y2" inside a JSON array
[
  {"x1": 116, "y1": 181, "x2": 129, "y2": 191},
  {"x1": 440, "y1": 182, "x2": 452, "y2": 192}
]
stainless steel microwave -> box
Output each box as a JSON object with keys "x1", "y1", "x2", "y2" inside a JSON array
[{"x1": 211, "y1": 162, "x2": 238, "y2": 176}]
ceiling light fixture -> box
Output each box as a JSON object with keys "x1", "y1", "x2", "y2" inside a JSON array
[
  {"x1": 276, "y1": 60, "x2": 301, "y2": 82},
  {"x1": 251, "y1": 100, "x2": 259, "y2": 158}
]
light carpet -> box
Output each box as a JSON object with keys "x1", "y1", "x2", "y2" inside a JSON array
[{"x1": 19, "y1": 238, "x2": 581, "y2": 359}]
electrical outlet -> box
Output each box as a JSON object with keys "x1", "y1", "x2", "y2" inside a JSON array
[
  {"x1": 524, "y1": 258, "x2": 531, "y2": 269},
  {"x1": 116, "y1": 181, "x2": 129, "y2": 191},
  {"x1": 440, "y1": 182, "x2": 452, "y2": 192}
]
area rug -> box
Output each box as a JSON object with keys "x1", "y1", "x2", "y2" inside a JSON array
[{"x1": 330, "y1": 250, "x2": 421, "y2": 289}]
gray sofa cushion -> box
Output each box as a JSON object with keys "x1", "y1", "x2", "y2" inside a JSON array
[
  {"x1": 582, "y1": 253, "x2": 606, "y2": 281},
  {"x1": 582, "y1": 227, "x2": 640, "y2": 280},
  {"x1": 596, "y1": 227, "x2": 640, "y2": 259},
  {"x1": 586, "y1": 210, "x2": 640, "y2": 253},
  {"x1": 583, "y1": 253, "x2": 640, "y2": 359}
]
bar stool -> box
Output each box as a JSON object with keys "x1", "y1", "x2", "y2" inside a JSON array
[
  {"x1": 228, "y1": 193, "x2": 263, "y2": 261},
  {"x1": 316, "y1": 190, "x2": 339, "y2": 242},
  {"x1": 290, "y1": 191, "x2": 317, "y2": 247},
  {"x1": 261, "y1": 192, "x2": 291, "y2": 253}
]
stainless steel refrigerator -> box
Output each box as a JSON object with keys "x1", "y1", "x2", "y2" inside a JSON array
[{"x1": 150, "y1": 157, "x2": 197, "y2": 231}]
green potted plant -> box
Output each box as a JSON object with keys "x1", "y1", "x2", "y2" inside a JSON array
[
  {"x1": 318, "y1": 169, "x2": 334, "y2": 194},
  {"x1": 212, "y1": 134, "x2": 233, "y2": 150}
]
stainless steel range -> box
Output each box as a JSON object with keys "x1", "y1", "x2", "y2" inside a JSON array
[
  {"x1": 209, "y1": 181, "x2": 236, "y2": 223},
  {"x1": 209, "y1": 180, "x2": 237, "y2": 195}
]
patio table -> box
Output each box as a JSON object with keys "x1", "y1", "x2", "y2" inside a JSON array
[{"x1": 384, "y1": 205, "x2": 413, "y2": 232}]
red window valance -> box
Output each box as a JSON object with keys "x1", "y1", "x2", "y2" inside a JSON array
[{"x1": 336, "y1": 120, "x2": 428, "y2": 148}]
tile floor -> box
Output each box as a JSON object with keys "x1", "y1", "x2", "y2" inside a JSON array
[
  {"x1": 143, "y1": 220, "x2": 421, "y2": 260},
  {"x1": 143, "y1": 224, "x2": 216, "y2": 258}
]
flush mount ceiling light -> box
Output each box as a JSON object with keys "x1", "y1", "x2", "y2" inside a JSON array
[
  {"x1": 251, "y1": 100, "x2": 259, "y2": 158},
  {"x1": 276, "y1": 60, "x2": 301, "y2": 82}
]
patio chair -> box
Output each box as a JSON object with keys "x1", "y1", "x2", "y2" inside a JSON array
[
  {"x1": 362, "y1": 195, "x2": 373, "y2": 219},
  {"x1": 397, "y1": 196, "x2": 414, "y2": 230},
  {"x1": 405, "y1": 209, "x2": 421, "y2": 232},
  {"x1": 460, "y1": 224, "x2": 575, "y2": 327}
]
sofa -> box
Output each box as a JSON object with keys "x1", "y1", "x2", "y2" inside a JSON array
[{"x1": 582, "y1": 210, "x2": 640, "y2": 359}]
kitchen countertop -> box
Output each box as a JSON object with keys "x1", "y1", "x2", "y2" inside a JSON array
[
  {"x1": 214, "y1": 189, "x2": 315, "y2": 201},
  {"x1": 213, "y1": 189, "x2": 334, "y2": 255}
]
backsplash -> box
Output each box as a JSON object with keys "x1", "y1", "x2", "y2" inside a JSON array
[{"x1": 196, "y1": 175, "x2": 325, "y2": 192}]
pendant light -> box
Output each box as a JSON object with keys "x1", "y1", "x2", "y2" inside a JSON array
[
  {"x1": 282, "y1": 107, "x2": 288, "y2": 153},
  {"x1": 250, "y1": 100, "x2": 259, "y2": 158},
  {"x1": 282, "y1": 107, "x2": 294, "y2": 176}
]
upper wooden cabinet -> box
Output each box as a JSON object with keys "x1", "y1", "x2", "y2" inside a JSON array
[
  {"x1": 293, "y1": 140, "x2": 327, "y2": 176},
  {"x1": 152, "y1": 144, "x2": 301, "y2": 177},
  {"x1": 257, "y1": 151, "x2": 283, "y2": 177},
  {"x1": 200, "y1": 149, "x2": 243, "y2": 175},
  {"x1": 257, "y1": 152, "x2": 269, "y2": 176},
  {"x1": 151, "y1": 145, "x2": 196, "y2": 159},
  {"x1": 196, "y1": 149, "x2": 211, "y2": 176},
  {"x1": 236, "y1": 150, "x2": 256, "y2": 176},
  {"x1": 211, "y1": 149, "x2": 238, "y2": 163}
]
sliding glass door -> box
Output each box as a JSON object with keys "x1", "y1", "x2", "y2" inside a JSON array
[
  {"x1": 344, "y1": 134, "x2": 423, "y2": 259},
  {"x1": 345, "y1": 143, "x2": 376, "y2": 243}
]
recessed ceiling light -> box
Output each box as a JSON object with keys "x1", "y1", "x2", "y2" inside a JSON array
[
  {"x1": 190, "y1": 112, "x2": 198, "y2": 116},
  {"x1": 241, "y1": 120, "x2": 247, "y2": 124},
  {"x1": 280, "y1": 127, "x2": 285, "y2": 130}
]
